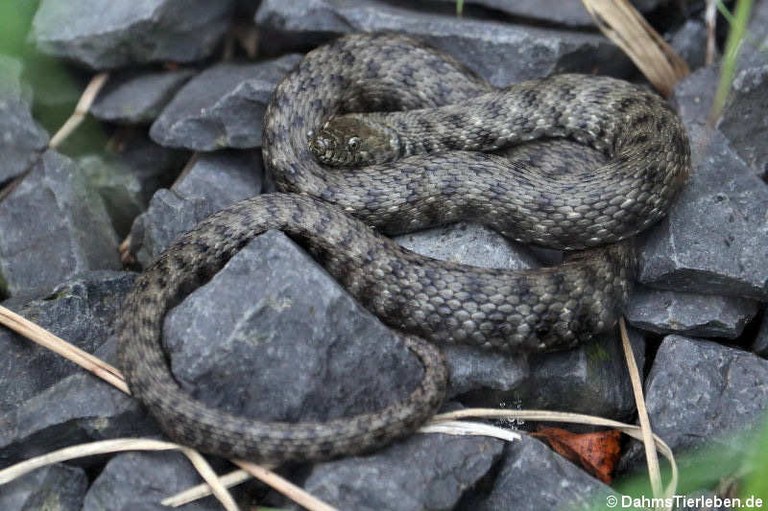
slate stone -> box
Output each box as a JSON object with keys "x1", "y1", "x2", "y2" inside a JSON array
[
  {"x1": 427, "y1": 0, "x2": 666, "y2": 27},
  {"x1": 451, "y1": 328, "x2": 646, "y2": 421},
  {"x1": 753, "y1": 312, "x2": 768, "y2": 358},
  {"x1": 0, "y1": 271, "x2": 136, "y2": 414},
  {"x1": 442, "y1": 344, "x2": 529, "y2": 399},
  {"x1": 719, "y1": 63, "x2": 768, "y2": 179},
  {"x1": 637, "y1": 125, "x2": 768, "y2": 300},
  {"x1": 82, "y1": 452, "x2": 221, "y2": 511},
  {"x1": 466, "y1": 434, "x2": 616, "y2": 511},
  {"x1": 128, "y1": 150, "x2": 263, "y2": 266},
  {"x1": 164, "y1": 230, "x2": 422, "y2": 422},
  {"x1": 255, "y1": 0, "x2": 633, "y2": 87},
  {"x1": 80, "y1": 132, "x2": 188, "y2": 237},
  {"x1": 626, "y1": 286, "x2": 759, "y2": 339},
  {"x1": 0, "y1": 96, "x2": 49, "y2": 184},
  {"x1": 300, "y1": 434, "x2": 504, "y2": 511},
  {"x1": 149, "y1": 55, "x2": 301, "y2": 151},
  {"x1": 0, "y1": 345, "x2": 160, "y2": 469},
  {"x1": 91, "y1": 69, "x2": 195, "y2": 124},
  {"x1": 395, "y1": 222, "x2": 540, "y2": 271},
  {"x1": 643, "y1": 335, "x2": 768, "y2": 454},
  {"x1": 0, "y1": 463, "x2": 87, "y2": 511},
  {"x1": 672, "y1": 65, "x2": 718, "y2": 126},
  {"x1": 0, "y1": 150, "x2": 120, "y2": 296},
  {"x1": 669, "y1": 19, "x2": 707, "y2": 71},
  {"x1": 31, "y1": 0, "x2": 236, "y2": 69}
]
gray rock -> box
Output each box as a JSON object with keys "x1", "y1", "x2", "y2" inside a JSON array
[
  {"x1": 82, "y1": 452, "x2": 221, "y2": 511},
  {"x1": 91, "y1": 68, "x2": 195, "y2": 124},
  {"x1": 752, "y1": 311, "x2": 768, "y2": 358},
  {"x1": 301, "y1": 434, "x2": 504, "y2": 511},
  {"x1": 0, "y1": 150, "x2": 120, "y2": 296},
  {"x1": 427, "y1": 0, "x2": 666, "y2": 27},
  {"x1": 719, "y1": 63, "x2": 768, "y2": 179},
  {"x1": 395, "y1": 222, "x2": 540, "y2": 271},
  {"x1": 0, "y1": 96, "x2": 48, "y2": 184},
  {"x1": 31, "y1": 0, "x2": 236, "y2": 69},
  {"x1": 0, "y1": 354, "x2": 159, "y2": 469},
  {"x1": 255, "y1": 0, "x2": 632, "y2": 87},
  {"x1": 164, "y1": 230, "x2": 422, "y2": 421},
  {"x1": 449, "y1": 328, "x2": 646, "y2": 421},
  {"x1": 626, "y1": 286, "x2": 759, "y2": 339},
  {"x1": 672, "y1": 65, "x2": 718, "y2": 126},
  {"x1": 466, "y1": 434, "x2": 615, "y2": 511},
  {"x1": 0, "y1": 271, "x2": 136, "y2": 414},
  {"x1": 128, "y1": 150, "x2": 263, "y2": 266},
  {"x1": 669, "y1": 19, "x2": 708, "y2": 71},
  {"x1": 637, "y1": 125, "x2": 768, "y2": 300},
  {"x1": 519, "y1": 328, "x2": 645, "y2": 420},
  {"x1": 643, "y1": 335, "x2": 768, "y2": 454},
  {"x1": 442, "y1": 344, "x2": 529, "y2": 398},
  {"x1": 80, "y1": 133, "x2": 188, "y2": 237},
  {"x1": 149, "y1": 55, "x2": 301, "y2": 151},
  {"x1": 0, "y1": 464, "x2": 87, "y2": 511}
]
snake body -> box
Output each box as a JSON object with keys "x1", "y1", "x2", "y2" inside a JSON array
[{"x1": 117, "y1": 33, "x2": 690, "y2": 462}]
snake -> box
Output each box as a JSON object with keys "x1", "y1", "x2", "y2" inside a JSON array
[{"x1": 117, "y1": 33, "x2": 691, "y2": 463}]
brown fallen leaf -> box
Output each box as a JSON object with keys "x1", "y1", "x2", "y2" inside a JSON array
[{"x1": 532, "y1": 426, "x2": 622, "y2": 484}]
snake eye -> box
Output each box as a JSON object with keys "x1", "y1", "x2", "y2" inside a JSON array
[{"x1": 347, "y1": 137, "x2": 360, "y2": 152}]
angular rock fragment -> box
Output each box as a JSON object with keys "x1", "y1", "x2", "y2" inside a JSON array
[
  {"x1": 753, "y1": 313, "x2": 768, "y2": 358},
  {"x1": 31, "y1": 0, "x2": 237, "y2": 69},
  {"x1": 300, "y1": 434, "x2": 504, "y2": 511},
  {"x1": 0, "y1": 95, "x2": 48, "y2": 184},
  {"x1": 0, "y1": 150, "x2": 120, "y2": 296},
  {"x1": 255, "y1": 0, "x2": 632, "y2": 87},
  {"x1": 91, "y1": 68, "x2": 195, "y2": 124},
  {"x1": 0, "y1": 271, "x2": 136, "y2": 413},
  {"x1": 149, "y1": 55, "x2": 301, "y2": 150},
  {"x1": 626, "y1": 287, "x2": 759, "y2": 339},
  {"x1": 128, "y1": 150, "x2": 263, "y2": 266},
  {"x1": 0, "y1": 464, "x2": 87, "y2": 511},
  {"x1": 164, "y1": 230, "x2": 423, "y2": 422},
  {"x1": 638, "y1": 126, "x2": 768, "y2": 300},
  {"x1": 82, "y1": 452, "x2": 222, "y2": 511},
  {"x1": 644, "y1": 335, "x2": 768, "y2": 453},
  {"x1": 466, "y1": 435, "x2": 616, "y2": 511}
]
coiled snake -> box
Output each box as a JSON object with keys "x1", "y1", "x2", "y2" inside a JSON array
[{"x1": 117, "y1": 33, "x2": 690, "y2": 463}]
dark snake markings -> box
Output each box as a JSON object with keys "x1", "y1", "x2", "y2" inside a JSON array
[{"x1": 118, "y1": 33, "x2": 691, "y2": 463}]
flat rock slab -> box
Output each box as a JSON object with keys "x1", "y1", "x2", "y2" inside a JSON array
[
  {"x1": 719, "y1": 62, "x2": 768, "y2": 179},
  {"x1": 626, "y1": 286, "x2": 759, "y2": 339},
  {"x1": 466, "y1": 434, "x2": 615, "y2": 510},
  {"x1": 0, "y1": 364, "x2": 159, "y2": 469},
  {"x1": 31, "y1": 0, "x2": 236, "y2": 69},
  {"x1": 129, "y1": 150, "x2": 263, "y2": 266},
  {"x1": 0, "y1": 96, "x2": 48, "y2": 184},
  {"x1": 255, "y1": 0, "x2": 632, "y2": 87},
  {"x1": 637, "y1": 124, "x2": 768, "y2": 300},
  {"x1": 150, "y1": 55, "x2": 301, "y2": 151},
  {"x1": 395, "y1": 222, "x2": 539, "y2": 271},
  {"x1": 426, "y1": 0, "x2": 663, "y2": 27},
  {"x1": 0, "y1": 463, "x2": 87, "y2": 511},
  {"x1": 0, "y1": 271, "x2": 136, "y2": 413},
  {"x1": 164, "y1": 230, "x2": 423, "y2": 422},
  {"x1": 0, "y1": 150, "x2": 120, "y2": 296},
  {"x1": 644, "y1": 335, "x2": 768, "y2": 454},
  {"x1": 301, "y1": 434, "x2": 504, "y2": 511},
  {"x1": 82, "y1": 452, "x2": 221, "y2": 511},
  {"x1": 91, "y1": 68, "x2": 195, "y2": 124}
]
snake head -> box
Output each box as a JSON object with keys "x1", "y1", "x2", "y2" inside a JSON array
[{"x1": 309, "y1": 115, "x2": 400, "y2": 167}]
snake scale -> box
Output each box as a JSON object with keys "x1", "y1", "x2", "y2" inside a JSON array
[{"x1": 117, "y1": 33, "x2": 690, "y2": 463}]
